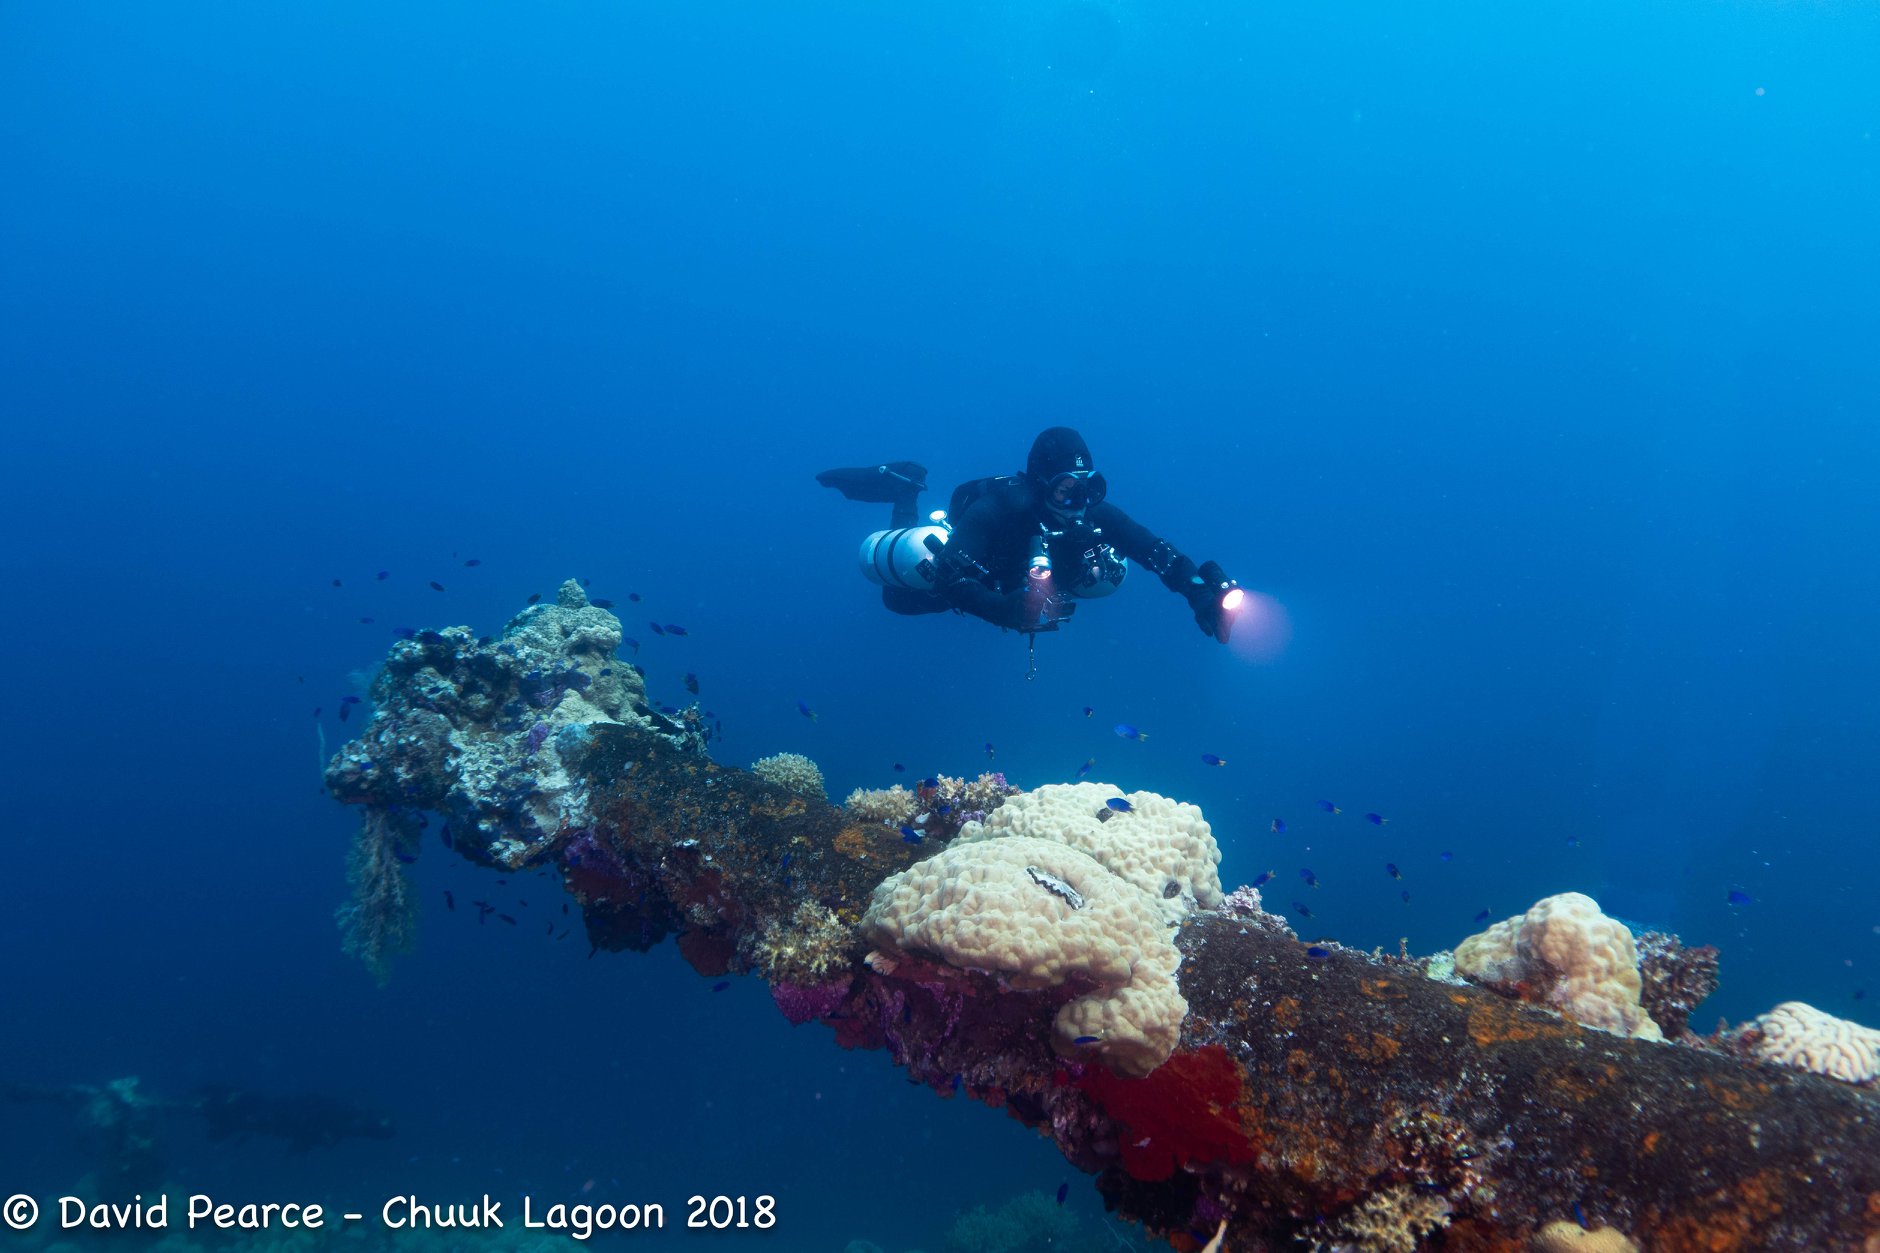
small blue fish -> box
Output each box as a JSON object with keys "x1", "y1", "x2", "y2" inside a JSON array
[
  {"x1": 1386, "y1": 863, "x2": 1401, "y2": 880},
  {"x1": 1072, "y1": 1035, "x2": 1100, "y2": 1045},
  {"x1": 650, "y1": 622, "x2": 666, "y2": 636},
  {"x1": 1114, "y1": 724, "x2": 1146, "y2": 741},
  {"x1": 1081, "y1": 706, "x2": 1094, "y2": 717},
  {"x1": 358, "y1": 616, "x2": 375, "y2": 624},
  {"x1": 1305, "y1": 945, "x2": 1331, "y2": 961},
  {"x1": 985, "y1": 742, "x2": 996, "y2": 759},
  {"x1": 393, "y1": 848, "x2": 417, "y2": 865},
  {"x1": 376, "y1": 570, "x2": 391, "y2": 581},
  {"x1": 1472, "y1": 908, "x2": 1492, "y2": 925},
  {"x1": 1106, "y1": 797, "x2": 1133, "y2": 813},
  {"x1": 1572, "y1": 1202, "x2": 1588, "y2": 1231},
  {"x1": 527, "y1": 592, "x2": 542, "y2": 604},
  {"x1": 1400, "y1": 890, "x2": 1411, "y2": 903},
  {"x1": 937, "y1": 803, "x2": 952, "y2": 815},
  {"x1": 1076, "y1": 758, "x2": 1096, "y2": 779},
  {"x1": 1055, "y1": 1183, "x2": 1068, "y2": 1206},
  {"x1": 1565, "y1": 835, "x2": 1581, "y2": 848},
  {"x1": 592, "y1": 598, "x2": 615, "y2": 609},
  {"x1": 892, "y1": 762, "x2": 906, "y2": 773},
  {"x1": 683, "y1": 672, "x2": 699, "y2": 695},
  {"x1": 1439, "y1": 851, "x2": 1453, "y2": 863},
  {"x1": 919, "y1": 776, "x2": 939, "y2": 789},
  {"x1": 599, "y1": 668, "x2": 613, "y2": 676},
  {"x1": 1299, "y1": 868, "x2": 1319, "y2": 888},
  {"x1": 1317, "y1": 800, "x2": 1340, "y2": 814},
  {"x1": 1201, "y1": 753, "x2": 1226, "y2": 766},
  {"x1": 665, "y1": 624, "x2": 688, "y2": 636},
  {"x1": 464, "y1": 558, "x2": 481, "y2": 567},
  {"x1": 712, "y1": 980, "x2": 731, "y2": 993},
  {"x1": 1365, "y1": 812, "x2": 1387, "y2": 825},
  {"x1": 797, "y1": 700, "x2": 818, "y2": 722},
  {"x1": 429, "y1": 580, "x2": 445, "y2": 592},
  {"x1": 340, "y1": 695, "x2": 361, "y2": 705},
  {"x1": 623, "y1": 637, "x2": 640, "y2": 653},
  {"x1": 1727, "y1": 888, "x2": 1753, "y2": 907},
  {"x1": 780, "y1": 854, "x2": 792, "y2": 869},
  {"x1": 1251, "y1": 870, "x2": 1276, "y2": 887},
  {"x1": 628, "y1": 592, "x2": 641, "y2": 602},
  {"x1": 1270, "y1": 818, "x2": 1286, "y2": 835},
  {"x1": 1293, "y1": 901, "x2": 1315, "y2": 919},
  {"x1": 900, "y1": 826, "x2": 924, "y2": 845}
]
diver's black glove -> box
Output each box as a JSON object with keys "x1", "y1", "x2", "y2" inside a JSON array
[{"x1": 1183, "y1": 561, "x2": 1238, "y2": 644}]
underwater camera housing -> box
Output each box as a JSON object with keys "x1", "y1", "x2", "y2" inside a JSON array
[
  {"x1": 859, "y1": 513, "x2": 951, "y2": 589},
  {"x1": 1062, "y1": 540, "x2": 1128, "y2": 598},
  {"x1": 1036, "y1": 521, "x2": 1128, "y2": 599}
]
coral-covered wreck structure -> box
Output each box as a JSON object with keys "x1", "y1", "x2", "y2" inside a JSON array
[{"x1": 325, "y1": 583, "x2": 1880, "y2": 1252}]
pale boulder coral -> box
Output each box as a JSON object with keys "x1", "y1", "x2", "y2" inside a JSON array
[
  {"x1": 861, "y1": 835, "x2": 1185, "y2": 1077},
  {"x1": 1531, "y1": 1221, "x2": 1638, "y2": 1252},
  {"x1": 1455, "y1": 892, "x2": 1662, "y2": 1041},
  {"x1": 1748, "y1": 1001, "x2": 1880, "y2": 1086},
  {"x1": 955, "y1": 781, "x2": 1223, "y2": 923}
]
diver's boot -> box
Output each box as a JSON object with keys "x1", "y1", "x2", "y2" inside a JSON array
[{"x1": 815, "y1": 462, "x2": 927, "y2": 526}]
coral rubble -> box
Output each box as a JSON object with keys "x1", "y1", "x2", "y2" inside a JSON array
[{"x1": 1634, "y1": 929, "x2": 1720, "y2": 1038}]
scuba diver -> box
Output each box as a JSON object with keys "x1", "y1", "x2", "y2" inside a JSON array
[{"x1": 818, "y1": 428, "x2": 1243, "y2": 655}]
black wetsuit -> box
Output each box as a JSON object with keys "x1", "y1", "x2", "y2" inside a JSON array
[{"x1": 889, "y1": 475, "x2": 1204, "y2": 630}]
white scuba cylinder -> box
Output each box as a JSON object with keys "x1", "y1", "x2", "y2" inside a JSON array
[{"x1": 859, "y1": 523, "x2": 949, "y2": 589}]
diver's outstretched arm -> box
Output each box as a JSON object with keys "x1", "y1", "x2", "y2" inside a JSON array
[{"x1": 1093, "y1": 502, "x2": 1238, "y2": 642}]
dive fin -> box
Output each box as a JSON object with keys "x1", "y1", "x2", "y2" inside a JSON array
[{"x1": 815, "y1": 462, "x2": 928, "y2": 504}]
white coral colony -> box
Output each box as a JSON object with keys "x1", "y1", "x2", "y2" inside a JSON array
[
  {"x1": 1749, "y1": 1001, "x2": 1880, "y2": 1085},
  {"x1": 1454, "y1": 892, "x2": 1662, "y2": 1040},
  {"x1": 862, "y1": 782, "x2": 1222, "y2": 1077}
]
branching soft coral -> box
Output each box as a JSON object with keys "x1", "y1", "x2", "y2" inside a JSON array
[{"x1": 336, "y1": 807, "x2": 420, "y2": 985}]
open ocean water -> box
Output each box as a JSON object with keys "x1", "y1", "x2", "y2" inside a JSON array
[{"x1": 2, "y1": 2, "x2": 1877, "y2": 1250}]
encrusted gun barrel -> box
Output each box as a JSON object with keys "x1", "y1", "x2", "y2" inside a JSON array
[{"x1": 327, "y1": 582, "x2": 1880, "y2": 1252}]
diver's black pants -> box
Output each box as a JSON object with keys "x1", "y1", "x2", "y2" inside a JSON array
[{"x1": 882, "y1": 587, "x2": 948, "y2": 616}]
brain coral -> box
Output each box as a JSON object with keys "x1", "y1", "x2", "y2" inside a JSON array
[
  {"x1": 751, "y1": 752, "x2": 827, "y2": 800},
  {"x1": 1749, "y1": 1001, "x2": 1880, "y2": 1085},
  {"x1": 1454, "y1": 892, "x2": 1662, "y2": 1041},
  {"x1": 955, "y1": 782, "x2": 1223, "y2": 923},
  {"x1": 861, "y1": 835, "x2": 1186, "y2": 1077}
]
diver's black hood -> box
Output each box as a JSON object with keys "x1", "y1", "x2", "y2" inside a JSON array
[{"x1": 1026, "y1": 427, "x2": 1093, "y2": 481}]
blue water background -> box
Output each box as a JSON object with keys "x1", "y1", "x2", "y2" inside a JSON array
[{"x1": 3, "y1": 1, "x2": 1877, "y2": 1246}]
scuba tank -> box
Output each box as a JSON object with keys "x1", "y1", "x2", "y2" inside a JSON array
[{"x1": 858, "y1": 513, "x2": 951, "y2": 589}]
